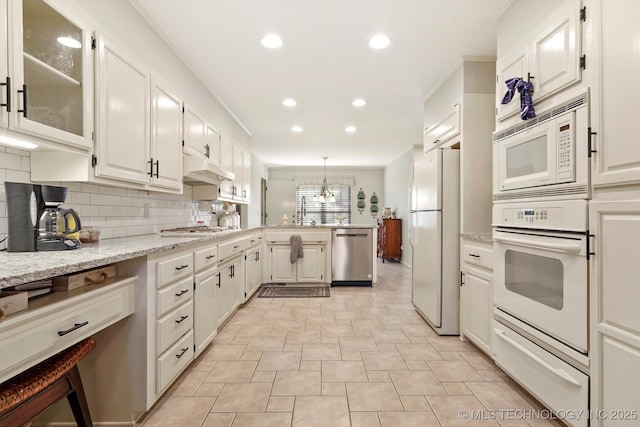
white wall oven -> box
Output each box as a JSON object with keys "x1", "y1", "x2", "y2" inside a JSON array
[
  {"x1": 492, "y1": 200, "x2": 589, "y2": 427},
  {"x1": 493, "y1": 92, "x2": 590, "y2": 202}
]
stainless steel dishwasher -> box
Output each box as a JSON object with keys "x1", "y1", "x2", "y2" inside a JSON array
[{"x1": 331, "y1": 228, "x2": 373, "y2": 286}]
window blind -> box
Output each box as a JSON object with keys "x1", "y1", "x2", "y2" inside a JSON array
[{"x1": 296, "y1": 184, "x2": 351, "y2": 225}]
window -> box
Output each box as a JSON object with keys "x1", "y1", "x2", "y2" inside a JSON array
[{"x1": 296, "y1": 184, "x2": 351, "y2": 225}]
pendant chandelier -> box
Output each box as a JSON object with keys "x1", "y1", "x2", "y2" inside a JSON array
[{"x1": 313, "y1": 157, "x2": 336, "y2": 203}]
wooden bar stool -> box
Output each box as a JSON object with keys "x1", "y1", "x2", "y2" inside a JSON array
[{"x1": 0, "y1": 337, "x2": 96, "y2": 427}]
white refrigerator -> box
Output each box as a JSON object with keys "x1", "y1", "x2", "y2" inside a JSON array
[{"x1": 409, "y1": 148, "x2": 460, "y2": 335}]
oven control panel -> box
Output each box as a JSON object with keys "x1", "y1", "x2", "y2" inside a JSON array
[
  {"x1": 493, "y1": 200, "x2": 588, "y2": 232},
  {"x1": 557, "y1": 119, "x2": 575, "y2": 182}
]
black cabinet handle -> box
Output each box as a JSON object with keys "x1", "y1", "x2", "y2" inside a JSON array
[
  {"x1": 148, "y1": 158, "x2": 154, "y2": 176},
  {"x1": 175, "y1": 315, "x2": 189, "y2": 324},
  {"x1": 175, "y1": 264, "x2": 189, "y2": 271},
  {"x1": 17, "y1": 84, "x2": 27, "y2": 117},
  {"x1": 206, "y1": 254, "x2": 216, "y2": 260},
  {"x1": 217, "y1": 272, "x2": 221, "y2": 287},
  {"x1": 469, "y1": 253, "x2": 480, "y2": 258},
  {"x1": 204, "y1": 144, "x2": 210, "y2": 158},
  {"x1": 154, "y1": 160, "x2": 159, "y2": 178},
  {"x1": 588, "y1": 127, "x2": 597, "y2": 157},
  {"x1": 57, "y1": 321, "x2": 89, "y2": 336},
  {"x1": 0, "y1": 76, "x2": 10, "y2": 112},
  {"x1": 433, "y1": 139, "x2": 440, "y2": 144},
  {"x1": 460, "y1": 271, "x2": 465, "y2": 286},
  {"x1": 233, "y1": 245, "x2": 240, "y2": 249},
  {"x1": 175, "y1": 347, "x2": 189, "y2": 359},
  {"x1": 175, "y1": 289, "x2": 189, "y2": 297}
]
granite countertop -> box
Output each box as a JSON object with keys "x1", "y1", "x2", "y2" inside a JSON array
[
  {"x1": 0, "y1": 229, "x2": 255, "y2": 288},
  {"x1": 460, "y1": 233, "x2": 493, "y2": 243}
]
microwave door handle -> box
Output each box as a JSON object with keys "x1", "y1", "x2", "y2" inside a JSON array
[
  {"x1": 493, "y1": 235, "x2": 582, "y2": 254},
  {"x1": 494, "y1": 329, "x2": 581, "y2": 387}
]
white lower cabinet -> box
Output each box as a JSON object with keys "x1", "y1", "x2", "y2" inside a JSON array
[
  {"x1": 267, "y1": 244, "x2": 326, "y2": 283},
  {"x1": 460, "y1": 239, "x2": 493, "y2": 355},
  {"x1": 218, "y1": 254, "x2": 244, "y2": 326},
  {"x1": 590, "y1": 200, "x2": 640, "y2": 425},
  {"x1": 245, "y1": 246, "x2": 263, "y2": 301},
  {"x1": 193, "y1": 244, "x2": 218, "y2": 357},
  {"x1": 296, "y1": 245, "x2": 325, "y2": 283}
]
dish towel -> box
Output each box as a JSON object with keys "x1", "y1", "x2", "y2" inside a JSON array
[
  {"x1": 501, "y1": 77, "x2": 536, "y2": 120},
  {"x1": 290, "y1": 235, "x2": 304, "y2": 264}
]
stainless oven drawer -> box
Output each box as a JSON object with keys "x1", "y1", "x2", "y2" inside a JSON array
[{"x1": 492, "y1": 320, "x2": 588, "y2": 427}]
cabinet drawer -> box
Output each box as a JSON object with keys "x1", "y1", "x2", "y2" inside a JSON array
[
  {"x1": 424, "y1": 104, "x2": 460, "y2": 152},
  {"x1": 0, "y1": 278, "x2": 135, "y2": 383},
  {"x1": 156, "y1": 253, "x2": 193, "y2": 288},
  {"x1": 157, "y1": 276, "x2": 193, "y2": 317},
  {"x1": 462, "y1": 241, "x2": 493, "y2": 270},
  {"x1": 194, "y1": 245, "x2": 218, "y2": 272},
  {"x1": 157, "y1": 330, "x2": 193, "y2": 393},
  {"x1": 245, "y1": 233, "x2": 263, "y2": 248},
  {"x1": 157, "y1": 300, "x2": 193, "y2": 355},
  {"x1": 219, "y1": 237, "x2": 246, "y2": 261}
]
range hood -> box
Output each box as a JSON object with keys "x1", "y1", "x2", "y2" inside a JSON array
[{"x1": 183, "y1": 155, "x2": 234, "y2": 184}]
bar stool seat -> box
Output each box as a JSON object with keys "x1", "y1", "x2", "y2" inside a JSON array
[{"x1": 0, "y1": 337, "x2": 96, "y2": 427}]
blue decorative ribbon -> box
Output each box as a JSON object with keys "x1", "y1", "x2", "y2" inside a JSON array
[{"x1": 501, "y1": 77, "x2": 536, "y2": 120}]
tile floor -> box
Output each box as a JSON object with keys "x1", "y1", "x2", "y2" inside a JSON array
[{"x1": 139, "y1": 260, "x2": 562, "y2": 427}]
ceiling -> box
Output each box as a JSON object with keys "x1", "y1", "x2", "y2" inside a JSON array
[{"x1": 132, "y1": 0, "x2": 509, "y2": 168}]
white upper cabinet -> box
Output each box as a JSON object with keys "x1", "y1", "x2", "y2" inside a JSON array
[
  {"x1": 1, "y1": 0, "x2": 93, "y2": 149},
  {"x1": 496, "y1": 0, "x2": 583, "y2": 122},
  {"x1": 94, "y1": 33, "x2": 150, "y2": 185},
  {"x1": 182, "y1": 105, "x2": 206, "y2": 158},
  {"x1": 242, "y1": 149, "x2": 251, "y2": 202},
  {"x1": 205, "y1": 123, "x2": 221, "y2": 166},
  {"x1": 150, "y1": 77, "x2": 183, "y2": 191},
  {"x1": 589, "y1": 0, "x2": 640, "y2": 188},
  {"x1": 232, "y1": 144, "x2": 243, "y2": 201},
  {"x1": 218, "y1": 135, "x2": 234, "y2": 200},
  {"x1": 423, "y1": 104, "x2": 460, "y2": 153}
]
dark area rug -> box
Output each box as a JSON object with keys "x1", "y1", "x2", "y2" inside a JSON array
[{"x1": 257, "y1": 286, "x2": 330, "y2": 298}]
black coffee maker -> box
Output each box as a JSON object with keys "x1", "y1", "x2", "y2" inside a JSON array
[{"x1": 4, "y1": 182, "x2": 82, "y2": 252}]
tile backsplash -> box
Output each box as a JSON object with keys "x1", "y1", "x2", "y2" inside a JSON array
[{"x1": 0, "y1": 147, "x2": 208, "y2": 250}]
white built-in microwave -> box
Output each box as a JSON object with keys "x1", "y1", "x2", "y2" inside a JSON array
[{"x1": 493, "y1": 92, "x2": 590, "y2": 202}]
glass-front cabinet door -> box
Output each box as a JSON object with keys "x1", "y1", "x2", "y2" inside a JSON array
[{"x1": 8, "y1": 0, "x2": 92, "y2": 149}]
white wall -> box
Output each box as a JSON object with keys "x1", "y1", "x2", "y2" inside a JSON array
[
  {"x1": 266, "y1": 167, "x2": 384, "y2": 226},
  {"x1": 383, "y1": 147, "x2": 414, "y2": 267}
]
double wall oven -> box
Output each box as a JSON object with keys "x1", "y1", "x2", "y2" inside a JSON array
[{"x1": 492, "y1": 92, "x2": 590, "y2": 427}]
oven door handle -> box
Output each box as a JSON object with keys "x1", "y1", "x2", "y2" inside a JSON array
[
  {"x1": 494, "y1": 328, "x2": 581, "y2": 387},
  {"x1": 493, "y1": 235, "x2": 582, "y2": 254}
]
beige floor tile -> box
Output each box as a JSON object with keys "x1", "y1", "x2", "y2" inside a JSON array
[
  {"x1": 439, "y1": 351, "x2": 464, "y2": 360},
  {"x1": 321, "y1": 360, "x2": 368, "y2": 382},
  {"x1": 389, "y1": 370, "x2": 447, "y2": 395},
  {"x1": 427, "y1": 395, "x2": 499, "y2": 426},
  {"x1": 201, "y1": 413, "x2": 235, "y2": 427},
  {"x1": 409, "y1": 336, "x2": 430, "y2": 343},
  {"x1": 286, "y1": 330, "x2": 322, "y2": 344},
  {"x1": 466, "y1": 381, "x2": 542, "y2": 426},
  {"x1": 377, "y1": 343, "x2": 400, "y2": 352},
  {"x1": 396, "y1": 343, "x2": 443, "y2": 361},
  {"x1": 322, "y1": 382, "x2": 346, "y2": 395},
  {"x1": 300, "y1": 360, "x2": 321, "y2": 370},
  {"x1": 405, "y1": 360, "x2": 430, "y2": 370},
  {"x1": 367, "y1": 370, "x2": 392, "y2": 382},
  {"x1": 401, "y1": 395, "x2": 432, "y2": 411},
  {"x1": 143, "y1": 396, "x2": 215, "y2": 426},
  {"x1": 189, "y1": 357, "x2": 216, "y2": 372},
  {"x1": 378, "y1": 411, "x2": 441, "y2": 427},
  {"x1": 205, "y1": 360, "x2": 258, "y2": 382},
  {"x1": 231, "y1": 412, "x2": 292, "y2": 427},
  {"x1": 427, "y1": 360, "x2": 485, "y2": 382},
  {"x1": 351, "y1": 412, "x2": 382, "y2": 427},
  {"x1": 442, "y1": 382, "x2": 474, "y2": 395},
  {"x1": 251, "y1": 370, "x2": 276, "y2": 383},
  {"x1": 346, "y1": 383, "x2": 404, "y2": 411},
  {"x1": 362, "y1": 351, "x2": 408, "y2": 371},
  {"x1": 235, "y1": 324, "x2": 273, "y2": 337},
  {"x1": 203, "y1": 344, "x2": 247, "y2": 361},
  {"x1": 301, "y1": 343, "x2": 342, "y2": 360},
  {"x1": 292, "y1": 396, "x2": 350, "y2": 427},
  {"x1": 266, "y1": 396, "x2": 295, "y2": 412},
  {"x1": 322, "y1": 335, "x2": 340, "y2": 344},
  {"x1": 334, "y1": 310, "x2": 364, "y2": 321},
  {"x1": 341, "y1": 351, "x2": 362, "y2": 360},
  {"x1": 195, "y1": 382, "x2": 225, "y2": 397},
  {"x1": 429, "y1": 336, "x2": 478, "y2": 352},
  {"x1": 339, "y1": 336, "x2": 379, "y2": 352},
  {"x1": 245, "y1": 336, "x2": 286, "y2": 352},
  {"x1": 322, "y1": 324, "x2": 356, "y2": 338},
  {"x1": 166, "y1": 370, "x2": 208, "y2": 397},
  {"x1": 401, "y1": 324, "x2": 438, "y2": 337},
  {"x1": 477, "y1": 369, "x2": 510, "y2": 381},
  {"x1": 230, "y1": 336, "x2": 251, "y2": 345},
  {"x1": 283, "y1": 343, "x2": 303, "y2": 352},
  {"x1": 372, "y1": 330, "x2": 411, "y2": 344},
  {"x1": 240, "y1": 351, "x2": 262, "y2": 361},
  {"x1": 212, "y1": 330, "x2": 238, "y2": 345},
  {"x1": 272, "y1": 370, "x2": 322, "y2": 396},
  {"x1": 256, "y1": 351, "x2": 301, "y2": 371},
  {"x1": 459, "y1": 351, "x2": 496, "y2": 370},
  {"x1": 211, "y1": 383, "x2": 271, "y2": 412}
]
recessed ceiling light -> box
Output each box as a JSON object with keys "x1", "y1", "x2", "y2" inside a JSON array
[
  {"x1": 261, "y1": 34, "x2": 283, "y2": 49},
  {"x1": 352, "y1": 98, "x2": 366, "y2": 107},
  {"x1": 292, "y1": 126, "x2": 303, "y2": 133},
  {"x1": 369, "y1": 34, "x2": 390, "y2": 49},
  {"x1": 57, "y1": 36, "x2": 82, "y2": 49},
  {"x1": 283, "y1": 98, "x2": 297, "y2": 107},
  {"x1": 345, "y1": 126, "x2": 357, "y2": 133}
]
